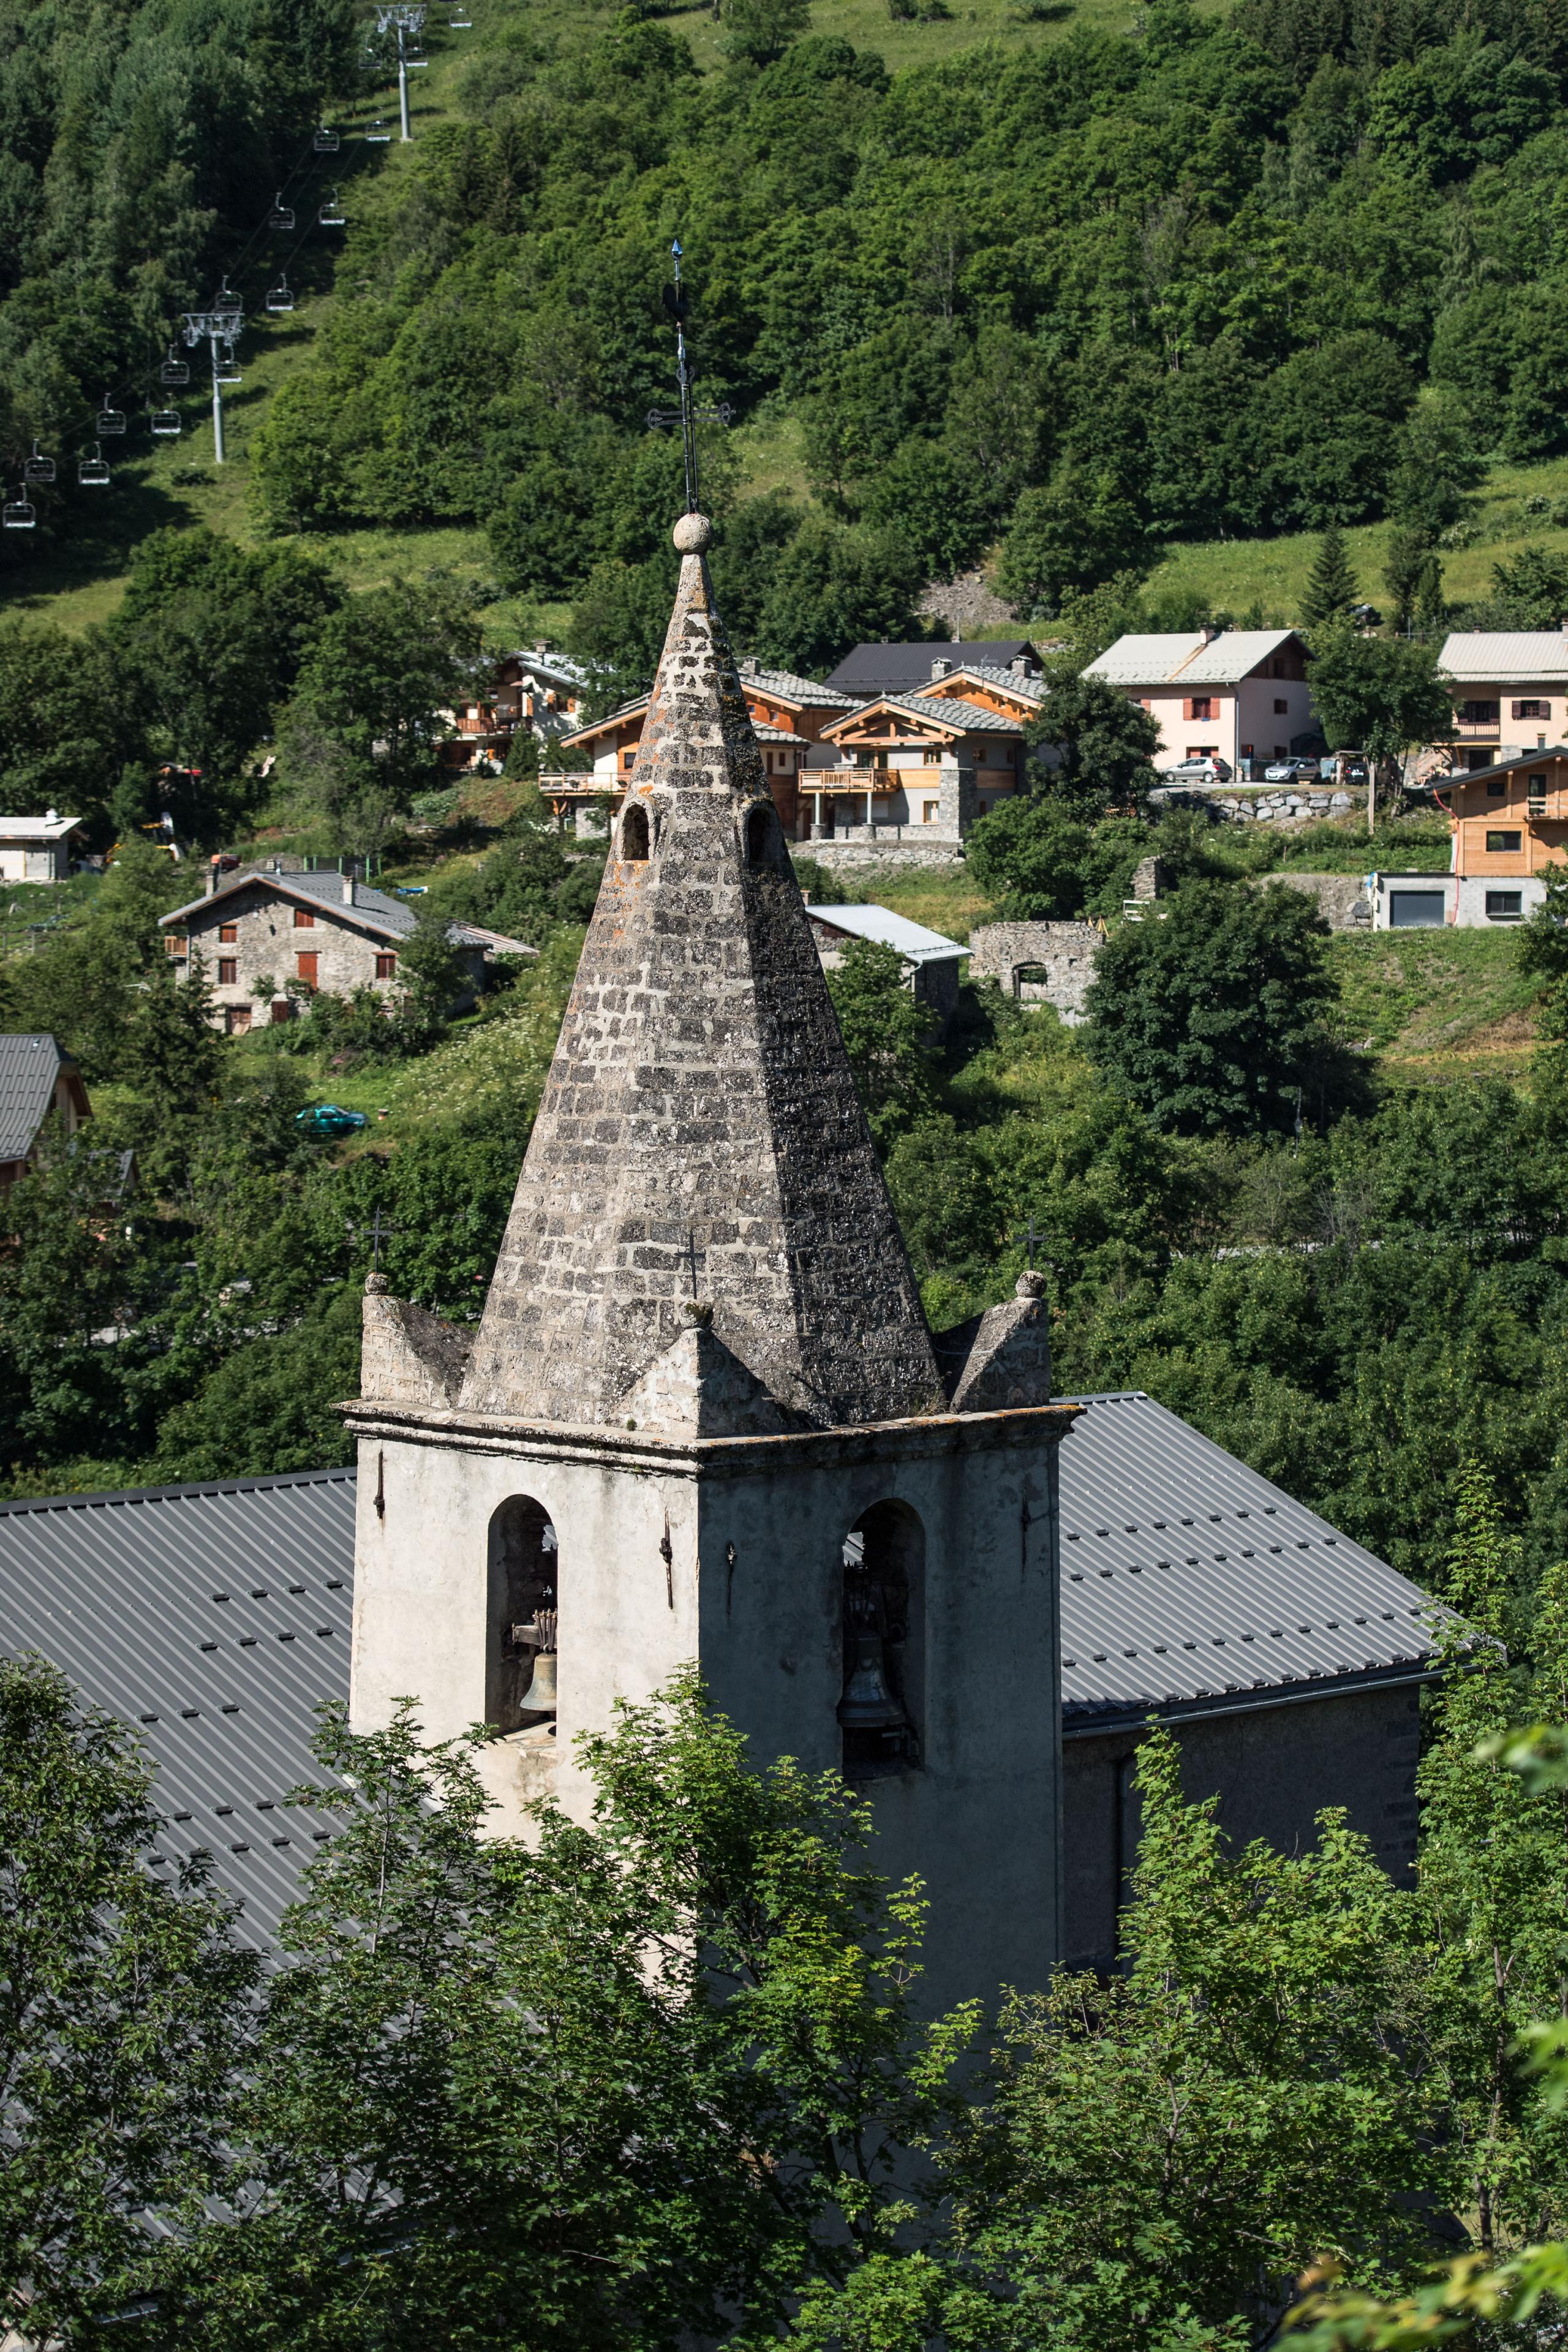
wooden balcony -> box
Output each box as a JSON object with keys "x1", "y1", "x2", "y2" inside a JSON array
[{"x1": 809, "y1": 766, "x2": 899, "y2": 796}]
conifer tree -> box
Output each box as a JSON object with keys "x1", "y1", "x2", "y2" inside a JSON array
[{"x1": 1302, "y1": 523, "x2": 1359, "y2": 630}]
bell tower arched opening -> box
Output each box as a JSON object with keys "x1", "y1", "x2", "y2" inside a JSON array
[
  {"x1": 838, "y1": 1499, "x2": 924, "y2": 1780},
  {"x1": 486, "y1": 1494, "x2": 557, "y2": 1735},
  {"x1": 620, "y1": 802, "x2": 649, "y2": 862}
]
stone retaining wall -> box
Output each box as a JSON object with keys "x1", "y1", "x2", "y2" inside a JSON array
[{"x1": 1152, "y1": 785, "x2": 1366, "y2": 827}]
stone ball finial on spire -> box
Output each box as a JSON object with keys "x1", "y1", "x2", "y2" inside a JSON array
[{"x1": 673, "y1": 511, "x2": 713, "y2": 553}]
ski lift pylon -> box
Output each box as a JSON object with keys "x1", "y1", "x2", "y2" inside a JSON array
[
  {"x1": 3, "y1": 488, "x2": 36, "y2": 531},
  {"x1": 96, "y1": 394, "x2": 126, "y2": 435},
  {"x1": 160, "y1": 346, "x2": 190, "y2": 386},
  {"x1": 265, "y1": 274, "x2": 295, "y2": 315},
  {"x1": 78, "y1": 443, "x2": 110, "y2": 488},
  {"x1": 314, "y1": 124, "x2": 340, "y2": 152},
  {"x1": 318, "y1": 189, "x2": 346, "y2": 226},
  {"x1": 268, "y1": 190, "x2": 295, "y2": 230},
  {"x1": 151, "y1": 407, "x2": 181, "y2": 437},
  {"x1": 24, "y1": 442, "x2": 55, "y2": 484}
]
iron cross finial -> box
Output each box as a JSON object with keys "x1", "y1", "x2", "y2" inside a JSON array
[
  {"x1": 648, "y1": 238, "x2": 734, "y2": 513},
  {"x1": 1012, "y1": 1215, "x2": 1042, "y2": 1271},
  {"x1": 347, "y1": 1209, "x2": 402, "y2": 1270}
]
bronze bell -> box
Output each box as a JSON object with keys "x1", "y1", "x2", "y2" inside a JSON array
[
  {"x1": 837, "y1": 1634, "x2": 905, "y2": 1733},
  {"x1": 517, "y1": 1649, "x2": 557, "y2": 1718},
  {"x1": 513, "y1": 1605, "x2": 557, "y2": 1721}
]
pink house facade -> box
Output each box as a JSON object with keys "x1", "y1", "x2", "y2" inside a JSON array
[
  {"x1": 1437, "y1": 631, "x2": 1568, "y2": 771},
  {"x1": 1084, "y1": 628, "x2": 1317, "y2": 773}
]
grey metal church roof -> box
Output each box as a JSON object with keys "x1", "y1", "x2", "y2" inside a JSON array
[
  {"x1": 0, "y1": 1469, "x2": 355, "y2": 1946},
  {"x1": 0, "y1": 1396, "x2": 1443, "y2": 1939},
  {"x1": 1057, "y1": 1392, "x2": 1440, "y2": 1731}
]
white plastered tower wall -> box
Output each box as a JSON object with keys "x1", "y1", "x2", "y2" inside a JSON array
[{"x1": 344, "y1": 510, "x2": 1072, "y2": 2019}]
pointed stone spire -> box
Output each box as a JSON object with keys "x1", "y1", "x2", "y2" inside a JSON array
[{"x1": 461, "y1": 511, "x2": 943, "y2": 1430}]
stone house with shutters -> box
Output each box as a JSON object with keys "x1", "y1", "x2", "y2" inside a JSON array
[
  {"x1": 1085, "y1": 628, "x2": 1317, "y2": 774},
  {"x1": 159, "y1": 867, "x2": 532, "y2": 1031}
]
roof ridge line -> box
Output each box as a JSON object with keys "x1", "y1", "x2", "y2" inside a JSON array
[{"x1": 0, "y1": 1464, "x2": 358, "y2": 1515}]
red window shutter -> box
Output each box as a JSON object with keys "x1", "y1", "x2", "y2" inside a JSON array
[
  {"x1": 296, "y1": 951, "x2": 318, "y2": 986},
  {"x1": 217, "y1": 958, "x2": 237, "y2": 986},
  {"x1": 375, "y1": 952, "x2": 396, "y2": 979},
  {"x1": 1183, "y1": 697, "x2": 1194, "y2": 721},
  {"x1": 294, "y1": 907, "x2": 315, "y2": 928}
]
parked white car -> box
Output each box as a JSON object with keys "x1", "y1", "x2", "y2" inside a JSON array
[{"x1": 1164, "y1": 755, "x2": 1232, "y2": 782}]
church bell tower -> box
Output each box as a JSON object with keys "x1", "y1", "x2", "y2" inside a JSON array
[{"x1": 345, "y1": 510, "x2": 1076, "y2": 2013}]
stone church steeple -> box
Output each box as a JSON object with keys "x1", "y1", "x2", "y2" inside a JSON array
[
  {"x1": 461, "y1": 512, "x2": 943, "y2": 1433},
  {"x1": 346, "y1": 511, "x2": 1073, "y2": 2022}
]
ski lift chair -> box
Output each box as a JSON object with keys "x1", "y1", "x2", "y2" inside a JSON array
[
  {"x1": 2, "y1": 488, "x2": 36, "y2": 530},
  {"x1": 366, "y1": 115, "x2": 392, "y2": 140},
  {"x1": 160, "y1": 347, "x2": 190, "y2": 386},
  {"x1": 265, "y1": 274, "x2": 295, "y2": 314},
  {"x1": 268, "y1": 192, "x2": 295, "y2": 230},
  {"x1": 449, "y1": 6, "x2": 472, "y2": 26},
  {"x1": 78, "y1": 443, "x2": 110, "y2": 487},
  {"x1": 24, "y1": 443, "x2": 55, "y2": 484},
  {"x1": 213, "y1": 345, "x2": 241, "y2": 385},
  {"x1": 318, "y1": 191, "x2": 347, "y2": 226},
  {"x1": 151, "y1": 407, "x2": 181, "y2": 437},
  {"x1": 96, "y1": 395, "x2": 126, "y2": 435},
  {"x1": 314, "y1": 125, "x2": 340, "y2": 152}
]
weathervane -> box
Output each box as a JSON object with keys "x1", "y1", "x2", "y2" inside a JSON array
[{"x1": 647, "y1": 239, "x2": 733, "y2": 513}]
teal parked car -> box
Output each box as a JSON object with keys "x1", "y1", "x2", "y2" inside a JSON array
[{"x1": 295, "y1": 1103, "x2": 368, "y2": 1136}]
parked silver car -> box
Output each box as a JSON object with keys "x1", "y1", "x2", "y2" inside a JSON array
[
  {"x1": 1263, "y1": 756, "x2": 1319, "y2": 782},
  {"x1": 1164, "y1": 755, "x2": 1232, "y2": 782}
]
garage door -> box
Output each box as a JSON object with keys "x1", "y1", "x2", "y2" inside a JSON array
[{"x1": 1389, "y1": 891, "x2": 1446, "y2": 928}]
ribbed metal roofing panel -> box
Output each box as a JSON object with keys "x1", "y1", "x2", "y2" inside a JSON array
[
  {"x1": 1439, "y1": 631, "x2": 1568, "y2": 683},
  {"x1": 0, "y1": 1034, "x2": 64, "y2": 1161},
  {"x1": 807, "y1": 906, "x2": 970, "y2": 961},
  {"x1": 1086, "y1": 630, "x2": 1297, "y2": 687},
  {"x1": 867, "y1": 693, "x2": 1023, "y2": 735},
  {"x1": 1058, "y1": 1392, "x2": 1439, "y2": 1726},
  {"x1": 824, "y1": 641, "x2": 1038, "y2": 695},
  {"x1": 0, "y1": 1470, "x2": 355, "y2": 1947}
]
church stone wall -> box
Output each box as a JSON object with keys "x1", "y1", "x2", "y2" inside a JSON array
[{"x1": 1060, "y1": 1681, "x2": 1422, "y2": 1970}]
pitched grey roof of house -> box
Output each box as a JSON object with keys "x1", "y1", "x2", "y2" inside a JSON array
[
  {"x1": 1439, "y1": 630, "x2": 1568, "y2": 684},
  {"x1": 1057, "y1": 1392, "x2": 1441, "y2": 1732},
  {"x1": 836, "y1": 693, "x2": 1025, "y2": 737},
  {"x1": 805, "y1": 905, "x2": 970, "y2": 963},
  {"x1": 0, "y1": 1395, "x2": 1446, "y2": 1942},
  {"x1": 742, "y1": 664, "x2": 864, "y2": 708},
  {"x1": 825, "y1": 641, "x2": 1039, "y2": 694},
  {"x1": 159, "y1": 871, "x2": 526, "y2": 954},
  {"x1": 0, "y1": 1033, "x2": 71, "y2": 1161},
  {"x1": 915, "y1": 662, "x2": 1045, "y2": 704},
  {"x1": 1087, "y1": 630, "x2": 1302, "y2": 688},
  {"x1": 0, "y1": 1469, "x2": 356, "y2": 1947}
]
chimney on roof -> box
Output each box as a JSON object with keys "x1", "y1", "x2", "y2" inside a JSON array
[
  {"x1": 1009, "y1": 655, "x2": 1029, "y2": 680},
  {"x1": 739, "y1": 656, "x2": 759, "y2": 676},
  {"x1": 1199, "y1": 624, "x2": 1220, "y2": 644},
  {"x1": 342, "y1": 875, "x2": 355, "y2": 905},
  {"x1": 931, "y1": 657, "x2": 952, "y2": 680},
  {"x1": 533, "y1": 641, "x2": 548, "y2": 655}
]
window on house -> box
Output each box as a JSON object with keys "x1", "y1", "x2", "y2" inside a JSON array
[
  {"x1": 1461, "y1": 701, "x2": 1501, "y2": 725},
  {"x1": 219, "y1": 922, "x2": 238, "y2": 943},
  {"x1": 1273, "y1": 698, "x2": 1288, "y2": 715},
  {"x1": 164, "y1": 933, "x2": 186, "y2": 956},
  {"x1": 1487, "y1": 780, "x2": 1507, "y2": 797},
  {"x1": 922, "y1": 801, "x2": 939, "y2": 823},
  {"x1": 217, "y1": 958, "x2": 237, "y2": 986},
  {"x1": 1487, "y1": 831, "x2": 1523, "y2": 853},
  {"x1": 294, "y1": 908, "x2": 314, "y2": 929},
  {"x1": 922, "y1": 748, "x2": 941, "y2": 764},
  {"x1": 225, "y1": 1005, "x2": 251, "y2": 1035},
  {"x1": 1186, "y1": 696, "x2": 1213, "y2": 721},
  {"x1": 487, "y1": 1495, "x2": 558, "y2": 1736},
  {"x1": 1487, "y1": 890, "x2": 1525, "y2": 919},
  {"x1": 839, "y1": 1501, "x2": 924, "y2": 1781},
  {"x1": 375, "y1": 952, "x2": 397, "y2": 979},
  {"x1": 622, "y1": 751, "x2": 635, "y2": 771},
  {"x1": 296, "y1": 951, "x2": 319, "y2": 986},
  {"x1": 1514, "y1": 700, "x2": 1550, "y2": 720}
]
